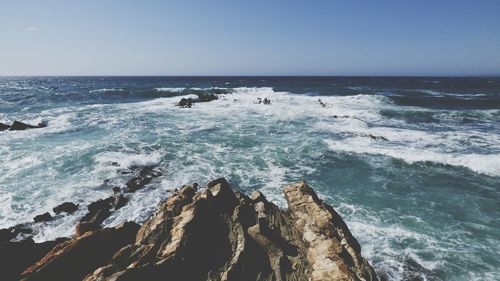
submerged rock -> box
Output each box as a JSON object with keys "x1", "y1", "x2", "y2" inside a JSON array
[
  {"x1": 197, "y1": 93, "x2": 218, "y2": 103},
  {"x1": 177, "y1": 93, "x2": 219, "y2": 107},
  {"x1": 178, "y1": 97, "x2": 193, "y2": 108},
  {"x1": 33, "y1": 212, "x2": 53, "y2": 223},
  {"x1": 368, "y1": 134, "x2": 389, "y2": 141},
  {"x1": 125, "y1": 166, "x2": 162, "y2": 193},
  {"x1": 283, "y1": 181, "x2": 377, "y2": 281},
  {"x1": 77, "y1": 198, "x2": 113, "y2": 235},
  {"x1": 53, "y1": 202, "x2": 78, "y2": 214},
  {"x1": 9, "y1": 121, "x2": 46, "y2": 131}
]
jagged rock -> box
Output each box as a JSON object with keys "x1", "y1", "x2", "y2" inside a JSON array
[
  {"x1": 368, "y1": 134, "x2": 388, "y2": 141},
  {"x1": 20, "y1": 222, "x2": 139, "y2": 281},
  {"x1": 113, "y1": 194, "x2": 128, "y2": 210},
  {"x1": 0, "y1": 225, "x2": 33, "y2": 242},
  {"x1": 79, "y1": 179, "x2": 377, "y2": 281},
  {"x1": 33, "y1": 212, "x2": 53, "y2": 223},
  {"x1": 125, "y1": 166, "x2": 162, "y2": 193},
  {"x1": 13, "y1": 179, "x2": 376, "y2": 281},
  {"x1": 77, "y1": 208, "x2": 111, "y2": 235},
  {"x1": 197, "y1": 93, "x2": 218, "y2": 103},
  {"x1": 0, "y1": 122, "x2": 10, "y2": 131},
  {"x1": 177, "y1": 93, "x2": 219, "y2": 108},
  {"x1": 77, "y1": 193, "x2": 131, "y2": 235},
  {"x1": 0, "y1": 237, "x2": 68, "y2": 281},
  {"x1": 53, "y1": 202, "x2": 78, "y2": 214},
  {"x1": 178, "y1": 97, "x2": 194, "y2": 108},
  {"x1": 283, "y1": 181, "x2": 377, "y2": 281},
  {"x1": 9, "y1": 121, "x2": 45, "y2": 131}
]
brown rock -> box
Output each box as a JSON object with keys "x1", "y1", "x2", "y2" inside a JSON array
[
  {"x1": 20, "y1": 179, "x2": 377, "y2": 281},
  {"x1": 0, "y1": 238, "x2": 67, "y2": 280},
  {"x1": 20, "y1": 222, "x2": 140, "y2": 281},
  {"x1": 283, "y1": 181, "x2": 378, "y2": 281}
]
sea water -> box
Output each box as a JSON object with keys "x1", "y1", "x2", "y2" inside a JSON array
[{"x1": 0, "y1": 76, "x2": 499, "y2": 280}]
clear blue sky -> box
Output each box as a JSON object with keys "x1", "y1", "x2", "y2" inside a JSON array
[{"x1": 1, "y1": 0, "x2": 499, "y2": 76}]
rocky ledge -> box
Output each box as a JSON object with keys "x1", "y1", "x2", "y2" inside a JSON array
[{"x1": 6, "y1": 179, "x2": 377, "y2": 281}]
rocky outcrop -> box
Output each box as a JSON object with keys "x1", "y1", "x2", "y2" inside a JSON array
[
  {"x1": 33, "y1": 212, "x2": 52, "y2": 223},
  {"x1": 283, "y1": 182, "x2": 377, "y2": 281},
  {"x1": 1, "y1": 166, "x2": 162, "y2": 243},
  {"x1": 7, "y1": 179, "x2": 377, "y2": 281},
  {"x1": 53, "y1": 202, "x2": 79, "y2": 214},
  {"x1": 6, "y1": 121, "x2": 47, "y2": 131},
  {"x1": 0, "y1": 237, "x2": 68, "y2": 281},
  {"x1": 125, "y1": 166, "x2": 162, "y2": 193},
  {"x1": 177, "y1": 93, "x2": 219, "y2": 108},
  {"x1": 20, "y1": 222, "x2": 139, "y2": 281},
  {"x1": 76, "y1": 166, "x2": 161, "y2": 235}
]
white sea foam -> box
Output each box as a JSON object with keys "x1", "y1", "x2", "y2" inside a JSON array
[
  {"x1": 325, "y1": 139, "x2": 500, "y2": 176},
  {"x1": 155, "y1": 87, "x2": 186, "y2": 92},
  {"x1": 1, "y1": 85, "x2": 499, "y2": 279},
  {"x1": 94, "y1": 151, "x2": 164, "y2": 172},
  {"x1": 418, "y1": 89, "x2": 486, "y2": 98},
  {"x1": 89, "y1": 88, "x2": 124, "y2": 93}
]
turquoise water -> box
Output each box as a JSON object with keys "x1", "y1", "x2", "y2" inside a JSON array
[{"x1": 0, "y1": 77, "x2": 499, "y2": 280}]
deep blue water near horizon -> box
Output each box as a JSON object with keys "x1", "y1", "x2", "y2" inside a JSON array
[{"x1": 1, "y1": 76, "x2": 499, "y2": 280}]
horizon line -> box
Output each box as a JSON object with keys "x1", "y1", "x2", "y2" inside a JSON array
[{"x1": 1, "y1": 74, "x2": 499, "y2": 78}]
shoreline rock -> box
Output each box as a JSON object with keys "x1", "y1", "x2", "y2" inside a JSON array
[
  {"x1": 53, "y1": 202, "x2": 79, "y2": 215},
  {"x1": 0, "y1": 120, "x2": 48, "y2": 131},
  {"x1": 177, "y1": 93, "x2": 219, "y2": 108},
  {"x1": 11, "y1": 179, "x2": 378, "y2": 281}
]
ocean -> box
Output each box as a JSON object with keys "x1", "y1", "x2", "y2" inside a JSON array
[{"x1": 0, "y1": 76, "x2": 499, "y2": 280}]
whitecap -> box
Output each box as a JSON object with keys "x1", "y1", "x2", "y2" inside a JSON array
[
  {"x1": 324, "y1": 139, "x2": 500, "y2": 176},
  {"x1": 89, "y1": 88, "x2": 124, "y2": 93},
  {"x1": 154, "y1": 87, "x2": 186, "y2": 92}
]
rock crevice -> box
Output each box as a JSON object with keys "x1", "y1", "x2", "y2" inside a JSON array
[{"x1": 7, "y1": 179, "x2": 377, "y2": 281}]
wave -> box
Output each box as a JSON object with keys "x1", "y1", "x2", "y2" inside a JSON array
[
  {"x1": 418, "y1": 89, "x2": 487, "y2": 98},
  {"x1": 155, "y1": 87, "x2": 186, "y2": 93},
  {"x1": 390, "y1": 93, "x2": 499, "y2": 110},
  {"x1": 94, "y1": 151, "x2": 164, "y2": 170},
  {"x1": 89, "y1": 88, "x2": 125, "y2": 93},
  {"x1": 324, "y1": 139, "x2": 500, "y2": 176}
]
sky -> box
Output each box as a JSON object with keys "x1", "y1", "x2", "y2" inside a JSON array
[{"x1": 0, "y1": 0, "x2": 499, "y2": 76}]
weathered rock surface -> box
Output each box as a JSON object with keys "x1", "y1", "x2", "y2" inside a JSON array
[
  {"x1": 283, "y1": 182, "x2": 378, "y2": 281},
  {"x1": 0, "y1": 238, "x2": 68, "y2": 281},
  {"x1": 177, "y1": 93, "x2": 219, "y2": 108},
  {"x1": 20, "y1": 222, "x2": 139, "y2": 281},
  {"x1": 7, "y1": 179, "x2": 377, "y2": 281}
]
